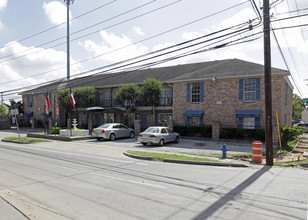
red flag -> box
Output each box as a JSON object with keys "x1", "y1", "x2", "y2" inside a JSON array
[
  {"x1": 45, "y1": 98, "x2": 49, "y2": 114},
  {"x1": 55, "y1": 103, "x2": 59, "y2": 115},
  {"x1": 46, "y1": 91, "x2": 51, "y2": 108},
  {"x1": 70, "y1": 88, "x2": 75, "y2": 108}
]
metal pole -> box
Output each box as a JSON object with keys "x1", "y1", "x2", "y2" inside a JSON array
[
  {"x1": 65, "y1": 0, "x2": 72, "y2": 81},
  {"x1": 263, "y1": 0, "x2": 273, "y2": 166}
]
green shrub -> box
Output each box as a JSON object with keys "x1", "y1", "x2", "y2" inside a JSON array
[
  {"x1": 200, "y1": 125, "x2": 212, "y2": 138},
  {"x1": 51, "y1": 126, "x2": 63, "y2": 134},
  {"x1": 173, "y1": 125, "x2": 212, "y2": 138},
  {"x1": 220, "y1": 127, "x2": 265, "y2": 141},
  {"x1": 280, "y1": 125, "x2": 305, "y2": 146}
]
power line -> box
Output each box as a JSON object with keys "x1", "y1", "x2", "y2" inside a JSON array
[
  {"x1": 1, "y1": 20, "x2": 262, "y2": 96},
  {"x1": 0, "y1": 0, "x2": 160, "y2": 63},
  {"x1": 0, "y1": 0, "x2": 117, "y2": 50},
  {"x1": 0, "y1": 1, "x2": 255, "y2": 85}
]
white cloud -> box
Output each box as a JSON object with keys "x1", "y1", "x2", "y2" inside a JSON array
[
  {"x1": 43, "y1": 1, "x2": 70, "y2": 25},
  {"x1": 0, "y1": 0, "x2": 7, "y2": 30},
  {"x1": 0, "y1": 41, "x2": 82, "y2": 91},
  {"x1": 81, "y1": 30, "x2": 148, "y2": 63},
  {"x1": 0, "y1": 0, "x2": 7, "y2": 10},
  {"x1": 133, "y1": 26, "x2": 145, "y2": 36}
]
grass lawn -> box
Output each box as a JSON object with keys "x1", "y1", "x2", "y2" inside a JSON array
[
  {"x1": 3, "y1": 137, "x2": 51, "y2": 143},
  {"x1": 126, "y1": 150, "x2": 222, "y2": 162}
]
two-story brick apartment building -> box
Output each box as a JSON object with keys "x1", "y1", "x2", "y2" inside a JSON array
[{"x1": 21, "y1": 59, "x2": 292, "y2": 140}]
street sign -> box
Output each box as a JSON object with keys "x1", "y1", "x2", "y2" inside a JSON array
[{"x1": 10, "y1": 109, "x2": 19, "y2": 115}]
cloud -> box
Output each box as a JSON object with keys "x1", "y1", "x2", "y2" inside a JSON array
[
  {"x1": 0, "y1": 0, "x2": 7, "y2": 10},
  {"x1": 81, "y1": 30, "x2": 148, "y2": 64},
  {"x1": 43, "y1": 1, "x2": 70, "y2": 25},
  {"x1": 133, "y1": 26, "x2": 145, "y2": 36},
  {"x1": 0, "y1": 0, "x2": 7, "y2": 30},
  {"x1": 0, "y1": 41, "x2": 82, "y2": 91}
]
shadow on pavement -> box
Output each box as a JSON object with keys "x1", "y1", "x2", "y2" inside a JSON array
[{"x1": 193, "y1": 166, "x2": 271, "y2": 220}]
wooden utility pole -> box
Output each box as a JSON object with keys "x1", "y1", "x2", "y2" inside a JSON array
[{"x1": 263, "y1": 0, "x2": 273, "y2": 166}]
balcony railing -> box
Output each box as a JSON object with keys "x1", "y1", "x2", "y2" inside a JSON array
[{"x1": 97, "y1": 97, "x2": 173, "y2": 108}]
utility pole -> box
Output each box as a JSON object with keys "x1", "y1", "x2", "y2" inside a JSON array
[
  {"x1": 263, "y1": 0, "x2": 273, "y2": 166},
  {"x1": 1, "y1": 92, "x2": 3, "y2": 105},
  {"x1": 64, "y1": 0, "x2": 74, "y2": 81}
]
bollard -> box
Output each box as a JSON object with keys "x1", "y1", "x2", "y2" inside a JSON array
[
  {"x1": 252, "y1": 141, "x2": 263, "y2": 163},
  {"x1": 221, "y1": 144, "x2": 228, "y2": 158}
]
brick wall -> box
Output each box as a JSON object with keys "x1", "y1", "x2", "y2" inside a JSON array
[
  {"x1": 173, "y1": 75, "x2": 292, "y2": 139},
  {"x1": 23, "y1": 92, "x2": 61, "y2": 127}
]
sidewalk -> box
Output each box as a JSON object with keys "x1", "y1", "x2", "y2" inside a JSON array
[{"x1": 0, "y1": 196, "x2": 28, "y2": 220}]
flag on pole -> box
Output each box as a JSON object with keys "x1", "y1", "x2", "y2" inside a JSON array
[
  {"x1": 54, "y1": 95, "x2": 59, "y2": 115},
  {"x1": 55, "y1": 103, "x2": 59, "y2": 115},
  {"x1": 70, "y1": 88, "x2": 75, "y2": 108},
  {"x1": 46, "y1": 90, "x2": 51, "y2": 108},
  {"x1": 45, "y1": 97, "x2": 49, "y2": 114}
]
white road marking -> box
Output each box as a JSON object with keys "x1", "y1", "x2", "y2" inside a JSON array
[{"x1": 91, "y1": 172, "x2": 167, "y2": 189}]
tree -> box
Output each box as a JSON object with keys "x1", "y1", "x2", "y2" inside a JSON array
[
  {"x1": 114, "y1": 83, "x2": 140, "y2": 112},
  {"x1": 4, "y1": 99, "x2": 23, "y2": 114},
  {"x1": 58, "y1": 86, "x2": 95, "y2": 115},
  {"x1": 114, "y1": 83, "x2": 140, "y2": 126},
  {"x1": 0, "y1": 105, "x2": 8, "y2": 114},
  {"x1": 140, "y1": 78, "x2": 163, "y2": 125},
  {"x1": 292, "y1": 94, "x2": 305, "y2": 120}
]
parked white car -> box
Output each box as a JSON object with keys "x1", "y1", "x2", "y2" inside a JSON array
[
  {"x1": 138, "y1": 126, "x2": 180, "y2": 146},
  {"x1": 92, "y1": 123, "x2": 135, "y2": 141}
]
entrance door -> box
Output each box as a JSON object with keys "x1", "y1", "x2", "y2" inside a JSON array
[{"x1": 141, "y1": 114, "x2": 147, "y2": 128}]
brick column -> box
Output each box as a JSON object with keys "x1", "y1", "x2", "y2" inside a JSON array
[
  {"x1": 134, "y1": 119, "x2": 141, "y2": 135},
  {"x1": 88, "y1": 113, "x2": 93, "y2": 134},
  {"x1": 212, "y1": 120, "x2": 220, "y2": 140}
]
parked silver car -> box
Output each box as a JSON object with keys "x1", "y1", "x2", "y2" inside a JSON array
[
  {"x1": 92, "y1": 123, "x2": 135, "y2": 141},
  {"x1": 138, "y1": 126, "x2": 180, "y2": 146}
]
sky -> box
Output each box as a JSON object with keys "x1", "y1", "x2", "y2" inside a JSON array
[{"x1": 0, "y1": 0, "x2": 307, "y2": 103}]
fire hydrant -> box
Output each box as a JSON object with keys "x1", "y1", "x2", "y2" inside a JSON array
[{"x1": 221, "y1": 144, "x2": 228, "y2": 158}]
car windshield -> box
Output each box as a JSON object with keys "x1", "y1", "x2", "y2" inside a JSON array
[
  {"x1": 145, "y1": 127, "x2": 159, "y2": 133},
  {"x1": 98, "y1": 124, "x2": 111, "y2": 129}
]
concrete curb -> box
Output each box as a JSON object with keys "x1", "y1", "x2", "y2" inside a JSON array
[
  {"x1": 123, "y1": 152, "x2": 249, "y2": 167},
  {"x1": 27, "y1": 133, "x2": 91, "y2": 141},
  {"x1": 1, "y1": 139, "x2": 32, "y2": 144}
]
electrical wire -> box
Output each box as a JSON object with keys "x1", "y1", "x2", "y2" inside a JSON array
[
  {"x1": 0, "y1": 0, "x2": 117, "y2": 50},
  {"x1": 0, "y1": 1, "x2": 255, "y2": 85},
  {"x1": 0, "y1": 0, "x2": 161, "y2": 62},
  {"x1": 1, "y1": 21, "x2": 262, "y2": 96}
]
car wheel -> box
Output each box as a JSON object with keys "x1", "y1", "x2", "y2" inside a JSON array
[
  {"x1": 96, "y1": 137, "x2": 102, "y2": 141},
  {"x1": 142, "y1": 142, "x2": 147, "y2": 146},
  {"x1": 129, "y1": 131, "x2": 135, "y2": 138},
  {"x1": 110, "y1": 133, "x2": 115, "y2": 141},
  {"x1": 158, "y1": 139, "x2": 164, "y2": 146},
  {"x1": 175, "y1": 136, "x2": 179, "y2": 143}
]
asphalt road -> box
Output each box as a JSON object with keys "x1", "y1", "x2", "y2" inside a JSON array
[{"x1": 0, "y1": 132, "x2": 307, "y2": 219}]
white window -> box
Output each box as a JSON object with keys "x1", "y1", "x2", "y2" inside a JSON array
[
  {"x1": 191, "y1": 117, "x2": 200, "y2": 126},
  {"x1": 243, "y1": 117, "x2": 255, "y2": 129},
  {"x1": 243, "y1": 79, "x2": 256, "y2": 101},
  {"x1": 159, "y1": 87, "x2": 172, "y2": 105},
  {"x1": 191, "y1": 83, "x2": 200, "y2": 103}
]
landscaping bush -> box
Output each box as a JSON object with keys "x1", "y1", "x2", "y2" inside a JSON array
[
  {"x1": 220, "y1": 127, "x2": 265, "y2": 141},
  {"x1": 51, "y1": 126, "x2": 64, "y2": 134},
  {"x1": 280, "y1": 125, "x2": 306, "y2": 147},
  {"x1": 173, "y1": 125, "x2": 212, "y2": 138}
]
